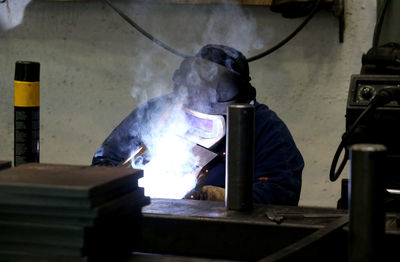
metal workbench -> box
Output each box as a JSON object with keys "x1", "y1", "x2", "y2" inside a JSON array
[{"x1": 132, "y1": 198, "x2": 351, "y2": 261}]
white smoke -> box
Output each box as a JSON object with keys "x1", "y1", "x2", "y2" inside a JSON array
[
  {"x1": 0, "y1": 0, "x2": 32, "y2": 31},
  {"x1": 126, "y1": 0, "x2": 265, "y2": 198},
  {"x1": 201, "y1": 2, "x2": 265, "y2": 53}
]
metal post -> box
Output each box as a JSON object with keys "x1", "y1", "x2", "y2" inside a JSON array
[
  {"x1": 349, "y1": 144, "x2": 386, "y2": 262},
  {"x1": 226, "y1": 104, "x2": 254, "y2": 211},
  {"x1": 14, "y1": 61, "x2": 40, "y2": 166},
  {"x1": 376, "y1": 0, "x2": 400, "y2": 46}
]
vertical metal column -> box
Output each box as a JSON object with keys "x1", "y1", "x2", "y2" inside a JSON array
[
  {"x1": 14, "y1": 61, "x2": 40, "y2": 166},
  {"x1": 376, "y1": 0, "x2": 400, "y2": 46},
  {"x1": 349, "y1": 144, "x2": 386, "y2": 262},
  {"x1": 226, "y1": 104, "x2": 254, "y2": 211}
]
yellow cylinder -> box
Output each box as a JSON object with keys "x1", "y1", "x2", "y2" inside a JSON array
[{"x1": 14, "y1": 80, "x2": 40, "y2": 107}]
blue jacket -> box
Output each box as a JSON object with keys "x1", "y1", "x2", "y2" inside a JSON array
[{"x1": 92, "y1": 95, "x2": 304, "y2": 205}]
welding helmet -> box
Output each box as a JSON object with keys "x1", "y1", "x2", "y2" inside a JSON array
[
  {"x1": 172, "y1": 45, "x2": 256, "y2": 148},
  {"x1": 173, "y1": 45, "x2": 256, "y2": 115}
]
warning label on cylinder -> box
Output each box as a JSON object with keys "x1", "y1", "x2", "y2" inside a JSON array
[
  {"x1": 14, "y1": 108, "x2": 40, "y2": 166},
  {"x1": 14, "y1": 81, "x2": 40, "y2": 107}
]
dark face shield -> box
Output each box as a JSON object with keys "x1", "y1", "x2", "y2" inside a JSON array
[{"x1": 173, "y1": 57, "x2": 246, "y2": 115}]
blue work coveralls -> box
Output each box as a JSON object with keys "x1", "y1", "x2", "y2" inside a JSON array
[{"x1": 92, "y1": 94, "x2": 304, "y2": 205}]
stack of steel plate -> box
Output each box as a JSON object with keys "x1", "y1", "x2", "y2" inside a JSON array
[{"x1": 0, "y1": 163, "x2": 150, "y2": 262}]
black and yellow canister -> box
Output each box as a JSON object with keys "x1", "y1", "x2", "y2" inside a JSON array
[{"x1": 14, "y1": 61, "x2": 40, "y2": 166}]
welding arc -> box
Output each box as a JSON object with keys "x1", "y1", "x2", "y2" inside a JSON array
[
  {"x1": 246, "y1": 0, "x2": 322, "y2": 62},
  {"x1": 102, "y1": 0, "x2": 189, "y2": 58}
]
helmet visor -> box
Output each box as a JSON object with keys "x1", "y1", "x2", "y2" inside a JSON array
[{"x1": 183, "y1": 107, "x2": 225, "y2": 149}]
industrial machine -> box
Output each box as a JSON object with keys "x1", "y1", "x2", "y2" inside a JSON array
[
  {"x1": 331, "y1": 0, "x2": 400, "y2": 208},
  {"x1": 327, "y1": 1, "x2": 400, "y2": 261}
]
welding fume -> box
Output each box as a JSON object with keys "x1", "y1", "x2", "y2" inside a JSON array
[{"x1": 92, "y1": 44, "x2": 304, "y2": 205}]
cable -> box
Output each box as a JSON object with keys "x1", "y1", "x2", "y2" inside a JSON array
[
  {"x1": 246, "y1": 0, "x2": 322, "y2": 62},
  {"x1": 102, "y1": 0, "x2": 189, "y2": 59},
  {"x1": 329, "y1": 102, "x2": 376, "y2": 181},
  {"x1": 331, "y1": 1, "x2": 393, "y2": 181},
  {"x1": 372, "y1": 0, "x2": 389, "y2": 48},
  {"x1": 329, "y1": 88, "x2": 395, "y2": 182},
  {"x1": 103, "y1": 0, "x2": 322, "y2": 62}
]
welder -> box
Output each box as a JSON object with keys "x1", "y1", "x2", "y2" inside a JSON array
[{"x1": 92, "y1": 44, "x2": 304, "y2": 205}]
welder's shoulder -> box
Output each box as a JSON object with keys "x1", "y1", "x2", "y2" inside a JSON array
[
  {"x1": 254, "y1": 102, "x2": 274, "y2": 117},
  {"x1": 254, "y1": 102, "x2": 288, "y2": 130},
  {"x1": 254, "y1": 102, "x2": 304, "y2": 168},
  {"x1": 254, "y1": 102, "x2": 299, "y2": 150}
]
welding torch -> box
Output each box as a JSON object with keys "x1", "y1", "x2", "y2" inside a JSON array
[
  {"x1": 119, "y1": 143, "x2": 148, "y2": 168},
  {"x1": 118, "y1": 105, "x2": 174, "y2": 169},
  {"x1": 119, "y1": 140, "x2": 220, "y2": 201},
  {"x1": 118, "y1": 103, "x2": 176, "y2": 169}
]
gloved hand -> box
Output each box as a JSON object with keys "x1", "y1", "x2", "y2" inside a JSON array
[{"x1": 199, "y1": 186, "x2": 225, "y2": 201}]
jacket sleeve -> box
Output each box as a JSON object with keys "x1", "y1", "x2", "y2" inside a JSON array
[
  {"x1": 91, "y1": 107, "x2": 144, "y2": 166},
  {"x1": 252, "y1": 103, "x2": 304, "y2": 205},
  {"x1": 91, "y1": 95, "x2": 173, "y2": 166}
]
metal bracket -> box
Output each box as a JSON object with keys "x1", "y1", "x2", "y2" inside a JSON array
[{"x1": 333, "y1": 0, "x2": 345, "y2": 42}]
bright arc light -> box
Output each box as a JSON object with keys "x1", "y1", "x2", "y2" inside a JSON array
[
  {"x1": 132, "y1": 104, "x2": 200, "y2": 199},
  {"x1": 137, "y1": 134, "x2": 199, "y2": 199}
]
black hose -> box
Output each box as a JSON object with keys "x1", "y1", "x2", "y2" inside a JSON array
[
  {"x1": 102, "y1": 0, "x2": 189, "y2": 58},
  {"x1": 329, "y1": 89, "x2": 394, "y2": 182},
  {"x1": 246, "y1": 0, "x2": 322, "y2": 62},
  {"x1": 329, "y1": 103, "x2": 376, "y2": 181}
]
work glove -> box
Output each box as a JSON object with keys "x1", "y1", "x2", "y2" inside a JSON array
[{"x1": 199, "y1": 186, "x2": 225, "y2": 201}]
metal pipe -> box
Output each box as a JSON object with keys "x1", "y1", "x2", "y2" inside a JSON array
[
  {"x1": 225, "y1": 104, "x2": 254, "y2": 211},
  {"x1": 14, "y1": 61, "x2": 40, "y2": 166},
  {"x1": 349, "y1": 144, "x2": 386, "y2": 262}
]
